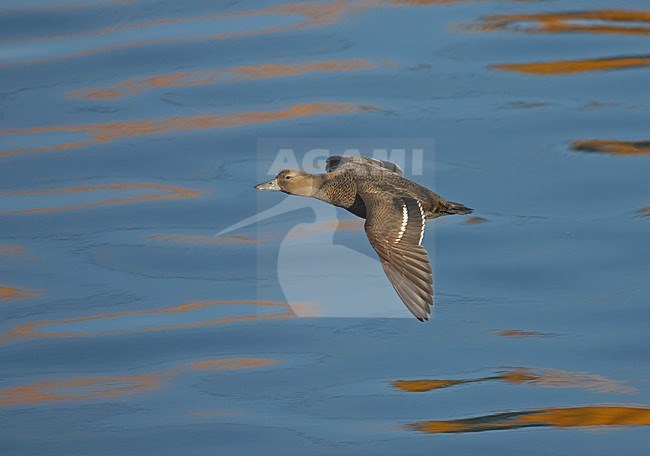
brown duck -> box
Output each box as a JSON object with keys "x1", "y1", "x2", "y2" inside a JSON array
[{"x1": 255, "y1": 156, "x2": 472, "y2": 321}]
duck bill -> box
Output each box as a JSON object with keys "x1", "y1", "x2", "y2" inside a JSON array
[{"x1": 254, "y1": 178, "x2": 281, "y2": 191}]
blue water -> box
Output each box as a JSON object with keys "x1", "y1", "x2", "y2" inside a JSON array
[{"x1": 1, "y1": 1, "x2": 649, "y2": 454}]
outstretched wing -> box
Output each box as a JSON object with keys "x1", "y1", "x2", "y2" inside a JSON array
[
  {"x1": 325, "y1": 156, "x2": 404, "y2": 176},
  {"x1": 359, "y1": 192, "x2": 433, "y2": 321}
]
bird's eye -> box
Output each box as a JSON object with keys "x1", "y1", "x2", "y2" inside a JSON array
[{"x1": 285, "y1": 175, "x2": 293, "y2": 180}]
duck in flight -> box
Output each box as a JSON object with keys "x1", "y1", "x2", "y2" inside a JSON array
[{"x1": 255, "y1": 156, "x2": 472, "y2": 321}]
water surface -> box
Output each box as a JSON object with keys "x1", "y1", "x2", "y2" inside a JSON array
[{"x1": 1, "y1": 0, "x2": 649, "y2": 454}]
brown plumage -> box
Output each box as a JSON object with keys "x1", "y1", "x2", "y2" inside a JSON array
[{"x1": 255, "y1": 156, "x2": 472, "y2": 321}]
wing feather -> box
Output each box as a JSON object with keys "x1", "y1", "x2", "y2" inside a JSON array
[
  {"x1": 326, "y1": 156, "x2": 404, "y2": 175},
  {"x1": 381, "y1": 262, "x2": 430, "y2": 321},
  {"x1": 359, "y1": 192, "x2": 433, "y2": 320}
]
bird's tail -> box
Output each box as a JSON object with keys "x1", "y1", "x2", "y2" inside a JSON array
[{"x1": 443, "y1": 200, "x2": 473, "y2": 215}]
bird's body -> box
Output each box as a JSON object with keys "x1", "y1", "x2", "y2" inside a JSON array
[
  {"x1": 255, "y1": 156, "x2": 472, "y2": 321},
  {"x1": 313, "y1": 156, "x2": 469, "y2": 219}
]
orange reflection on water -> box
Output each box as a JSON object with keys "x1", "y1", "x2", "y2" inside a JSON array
[
  {"x1": 408, "y1": 406, "x2": 650, "y2": 433},
  {"x1": 0, "y1": 183, "x2": 200, "y2": 215},
  {"x1": 463, "y1": 216, "x2": 487, "y2": 224},
  {"x1": 0, "y1": 356, "x2": 279, "y2": 408},
  {"x1": 390, "y1": 0, "x2": 481, "y2": 4},
  {"x1": 641, "y1": 207, "x2": 650, "y2": 217},
  {"x1": 0, "y1": 0, "x2": 133, "y2": 13},
  {"x1": 3, "y1": 3, "x2": 316, "y2": 45},
  {"x1": 0, "y1": 300, "x2": 295, "y2": 344},
  {"x1": 191, "y1": 358, "x2": 279, "y2": 371},
  {"x1": 492, "y1": 56, "x2": 650, "y2": 75},
  {"x1": 187, "y1": 410, "x2": 248, "y2": 418},
  {"x1": 393, "y1": 367, "x2": 634, "y2": 394},
  {"x1": 469, "y1": 10, "x2": 650, "y2": 36},
  {"x1": 3, "y1": 0, "x2": 536, "y2": 67},
  {"x1": 495, "y1": 329, "x2": 553, "y2": 338},
  {"x1": 0, "y1": 245, "x2": 25, "y2": 255},
  {"x1": 313, "y1": 219, "x2": 365, "y2": 231},
  {"x1": 499, "y1": 367, "x2": 636, "y2": 394},
  {"x1": 148, "y1": 233, "x2": 264, "y2": 245},
  {"x1": 0, "y1": 371, "x2": 176, "y2": 408},
  {"x1": 233, "y1": 0, "x2": 368, "y2": 29},
  {"x1": 67, "y1": 59, "x2": 375, "y2": 99},
  {"x1": 289, "y1": 302, "x2": 321, "y2": 318},
  {"x1": 1, "y1": 1, "x2": 368, "y2": 67},
  {"x1": 150, "y1": 221, "x2": 363, "y2": 245},
  {"x1": 571, "y1": 140, "x2": 650, "y2": 156},
  {"x1": 0, "y1": 285, "x2": 37, "y2": 301},
  {"x1": 0, "y1": 102, "x2": 374, "y2": 157},
  {"x1": 393, "y1": 379, "x2": 468, "y2": 392}
]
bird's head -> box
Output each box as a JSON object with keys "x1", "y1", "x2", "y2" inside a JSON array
[{"x1": 255, "y1": 169, "x2": 318, "y2": 197}]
